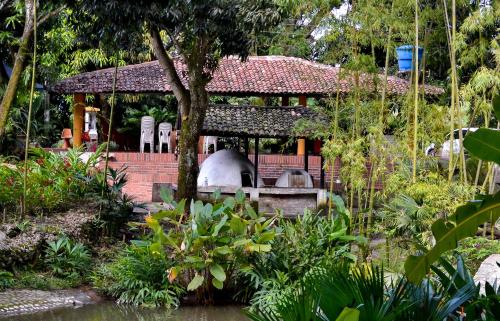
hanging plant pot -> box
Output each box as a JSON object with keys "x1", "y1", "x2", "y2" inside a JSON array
[{"x1": 395, "y1": 45, "x2": 424, "y2": 72}]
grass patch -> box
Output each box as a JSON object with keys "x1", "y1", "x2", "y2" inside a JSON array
[{"x1": 9, "y1": 270, "x2": 86, "y2": 290}]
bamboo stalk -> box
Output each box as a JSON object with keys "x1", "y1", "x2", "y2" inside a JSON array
[
  {"x1": 328, "y1": 160, "x2": 335, "y2": 220},
  {"x1": 412, "y1": 0, "x2": 419, "y2": 183},
  {"x1": 367, "y1": 159, "x2": 377, "y2": 237},
  {"x1": 100, "y1": 59, "x2": 119, "y2": 216},
  {"x1": 380, "y1": 7, "x2": 393, "y2": 125},
  {"x1": 474, "y1": 159, "x2": 483, "y2": 192},
  {"x1": 349, "y1": 186, "x2": 355, "y2": 225},
  {"x1": 443, "y1": 0, "x2": 455, "y2": 182},
  {"x1": 22, "y1": 2, "x2": 37, "y2": 218},
  {"x1": 474, "y1": 90, "x2": 488, "y2": 191},
  {"x1": 328, "y1": 81, "x2": 341, "y2": 220},
  {"x1": 451, "y1": 0, "x2": 467, "y2": 184},
  {"x1": 357, "y1": 189, "x2": 364, "y2": 236},
  {"x1": 420, "y1": 26, "x2": 428, "y2": 100},
  {"x1": 480, "y1": 163, "x2": 493, "y2": 193},
  {"x1": 385, "y1": 237, "x2": 390, "y2": 266}
]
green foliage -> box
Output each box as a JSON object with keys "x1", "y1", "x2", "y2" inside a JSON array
[
  {"x1": 380, "y1": 194, "x2": 432, "y2": 248},
  {"x1": 380, "y1": 168, "x2": 475, "y2": 254},
  {"x1": 118, "y1": 96, "x2": 177, "y2": 135},
  {"x1": 0, "y1": 91, "x2": 67, "y2": 152},
  {"x1": 384, "y1": 167, "x2": 475, "y2": 216},
  {"x1": 0, "y1": 145, "x2": 106, "y2": 215},
  {"x1": 5, "y1": 270, "x2": 84, "y2": 290},
  {"x1": 257, "y1": 209, "x2": 362, "y2": 281},
  {"x1": 0, "y1": 144, "x2": 134, "y2": 229},
  {"x1": 405, "y1": 191, "x2": 500, "y2": 283},
  {"x1": 44, "y1": 236, "x2": 91, "y2": 279},
  {"x1": 138, "y1": 189, "x2": 278, "y2": 302},
  {"x1": 92, "y1": 244, "x2": 183, "y2": 308},
  {"x1": 247, "y1": 255, "x2": 495, "y2": 321},
  {"x1": 248, "y1": 264, "x2": 413, "y2": 321},
  {"x1": 455, "y1": 237, "x2": 500, "y2": 273},
  {"x1": 464, "y1": 128, "x2": 500, "y2": 164},
  {"x1": 244, "y1": 202, "x2": 365, "y2": 310},
  {"x1": 405, "y1": 106, "x2": 500, "y2": 283},
  {"x1": 71, "y1": 0, "x2": 282, "y2": 59},
  {"x1": 0, "y1": 270, "x2": 14, "y2": 290},
  {"x1": 93, "y1": 166, "x2": 135, "y2": 235}
]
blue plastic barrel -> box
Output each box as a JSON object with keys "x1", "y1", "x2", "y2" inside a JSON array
[{"x1": 396, "y1": 45, "x2": 423, "y2": 72}]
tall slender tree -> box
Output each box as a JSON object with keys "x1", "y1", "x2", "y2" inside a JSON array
[
  {"x1": 0, "y1": 0, "x2": 64, "y2": 138},
  {"x1": 0, "y1": 0, "x2": 36, "y2": 138}
]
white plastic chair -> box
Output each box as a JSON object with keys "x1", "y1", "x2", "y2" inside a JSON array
[
  {"x1": 140, "y1": 116, "x2": 155, "y2": 153},
  {"x1": 158, "y1": 122, "x2": 172, "y2": 153},
  {"x1": 203, "y1": 136, "x2": 218, "y2": 154}
]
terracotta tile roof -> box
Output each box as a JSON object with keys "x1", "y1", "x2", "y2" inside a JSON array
[
  {"x1": 202, "y1": 104, "x2": 326, "y2": 138},
  {"x1": 50, "y1": 56, "x2": 444, "y2": 96}
]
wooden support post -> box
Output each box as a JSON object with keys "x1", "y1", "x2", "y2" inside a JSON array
[
  {"x1": 244, "y1": 137, "x2": 249, "y2": 158},
  {"x1": 297, "y1": 95, "x2": 307, "y2": 155},
  {"x1": 281, "y1": 96, "x2": 289, "y2": 106},
  {"x1": 73, "y1": 93, "x2": 85, "y2": 147},
  {"x1": 253, "y1": 137, "x2": 259, "y2": 188},
  {"x1": 298, "y1": 95, "x2": 307, "y2": 106},
  {"x1": 304, "y1": 139, "x2": 309, "y2": 172}
]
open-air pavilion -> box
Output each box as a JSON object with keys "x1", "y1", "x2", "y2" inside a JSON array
[{"x1": 50, "y1": 55, "x2": 443, "y2": 211}]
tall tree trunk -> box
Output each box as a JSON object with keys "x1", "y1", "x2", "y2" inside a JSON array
[
  {"x1": 0, "y1": 0, "x2": 35, "y2": 138},
  {"x1": 177, "y1": 78, "x2": 209, "y2": 201},
  {"x1": 150, "y1": 27, "x2": 210, "y2": 202}
]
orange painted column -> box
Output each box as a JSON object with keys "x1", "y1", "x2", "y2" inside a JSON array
[
  {"x1": 297, "y1": 95, "x2": 307, "y2": 155},
  {"x1": 73, "y1": 94, "x2": 86, "y2": 147}
]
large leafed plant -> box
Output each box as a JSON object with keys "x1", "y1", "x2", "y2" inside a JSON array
[{"x1": 136, "y1": 189, "x2": 278, "y2": 303}]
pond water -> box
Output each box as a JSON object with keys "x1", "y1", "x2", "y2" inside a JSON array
[{"x1": 0, "y1": 303, "x2": 249, "y2": 321}]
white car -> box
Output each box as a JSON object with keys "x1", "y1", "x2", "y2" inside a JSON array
[{"x1": 425, "y1": 128, "x2": 479, "y2": 159}]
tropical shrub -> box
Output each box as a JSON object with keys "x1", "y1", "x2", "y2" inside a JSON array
[
  {"x1": 247, "y1": 255, "x2": 497, "y2": 321},
  {"x1": 137, "y1": 189, "x2": 278, "y2": 304},
  {"x1": 383, "y1": 167, "x2": 474, "y2": 220},
  {"x1": 92, "y1": 166, "x2": 135, "y2": 235},
  {"x1": 6, "y1": 270, "x2": 84, "y2": 290},
  {"x1": 0, "y1": 146, "x2": 105, "y2": 216},
  {"x1": 455, "y1": 237, "x2": 500, "y2": 272},
  {"x1": 380, "y1": 194, "x2": 433, "y2": 249},
  {"x1": 44, "y1": 236, "x2": 91, "y2": 279},
  {"x1": 244, "y1": 197, "x2": 365, "y2": 309},
  {"x1": 0, "y1": 270, "x2": 14, "y2": 290},
  {"x1": 92, "y1": 244, "x2": 183, "y2": 308},
  {"x1": 405, "y1": 106, "x2": 500, "y2": 283}
]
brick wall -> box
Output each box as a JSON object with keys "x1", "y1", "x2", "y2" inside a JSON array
[{"x1": 106, "y1": 152, "x2": 384, "y2": 202}]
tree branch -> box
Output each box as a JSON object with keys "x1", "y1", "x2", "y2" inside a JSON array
[
  {"x1": 30, "y1": 5, "x2": 65, "y2": 32},
  {"x1": 149, "y1": 26, "x2": 190, "y2": 115}
]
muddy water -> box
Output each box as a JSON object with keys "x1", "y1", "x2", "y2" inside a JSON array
[{"x1": 0, "y1": 302, "x2": 249, "y2": 321}]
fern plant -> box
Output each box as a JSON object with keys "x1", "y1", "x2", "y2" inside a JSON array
[
  {"x1": 44, "y1": 236, "x2": 91, "y2": 279},
  {"x1": 92, "y1": 244, "x2": 183, "y2": 308}
]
